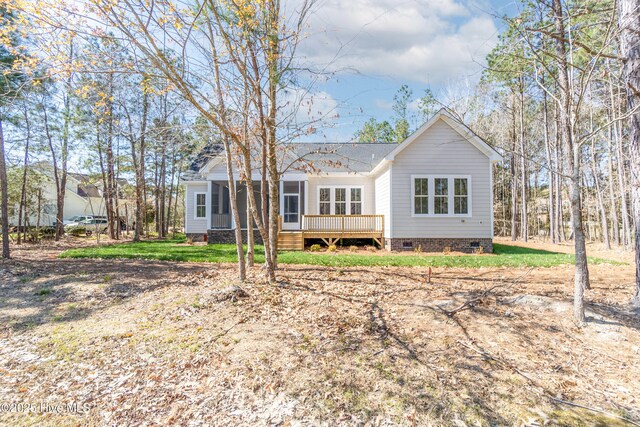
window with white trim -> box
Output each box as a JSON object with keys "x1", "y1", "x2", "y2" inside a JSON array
[
  {"x1": 454, "y1": 178, "x2": 469, "y2": 214},
  {"x1": 434, "y1": 178, "x2": 448, "y2": 214},
  {"x1": 414, "y1": 178, "x2": 429, "y2": 215},
  {"x1": 319, "y1": 188, "x2": 331, "y2": 214},
  {"x1": 318, "y1": 186, "x2": 363, "y2": 215},
  {"x1": 334, "y1": 188, "x2": 346, "y2": 214},
  {"x1": 195, "y1": 193, "x2": 207, "y2": 219},
  {"x1": 412, "y1": 176, "x2": 471, "y2": 217},
  {"x1": 350, "y1": 188, "x2": 362, "y2": 215}
]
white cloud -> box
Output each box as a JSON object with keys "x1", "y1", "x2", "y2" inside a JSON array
[
  {"x1": 296, "y1": 0, "x2": 499, "y2": 84},
  {"x1": 280, "y1": 88, "x2": 340, "y2": 127}
]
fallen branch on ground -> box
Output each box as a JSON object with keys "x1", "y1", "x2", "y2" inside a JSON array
[
  {"x1": 550, "y1": 397, "x2": 640, "y2": 426},
  {"x1": 440, "y1": 268, "x2": 534, "y2": 317},
  {"x1": 441, "y1": 284, "x2": 503, "y2": 317}
]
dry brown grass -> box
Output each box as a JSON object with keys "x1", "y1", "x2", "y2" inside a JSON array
[{"x1": 0, "y1": 240, "x2": 639, "y2": 426}]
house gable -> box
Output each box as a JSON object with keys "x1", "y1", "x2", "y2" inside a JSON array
[
  {"x1": 388, "y1": 113, "x2": 494, "y2": 240},
  {"x1": 385, "y1": 109, "x2": 501, "y2": 164}
]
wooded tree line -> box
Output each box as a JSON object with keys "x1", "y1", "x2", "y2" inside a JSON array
[
  {"x1": 0, "y1": 10, "x2": 195, "y2": 245},
  {"x1": 0, "y1": 0, "x2": 317, "y2": 284},
  {"x1": 0, "y1": 0, "x2": 638, "y2": 322},
  {"x1": 354, "y1": 0, "x2": 639, "y2": 323}
]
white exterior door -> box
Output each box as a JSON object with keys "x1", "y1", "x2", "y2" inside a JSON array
[{"x1": 282, "y1": 194, "x2": 300, "y2": 230}]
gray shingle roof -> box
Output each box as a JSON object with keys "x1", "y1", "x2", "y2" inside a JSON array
[
  {"x1": 182, "y1": 143, "x2": 224, "y2": 181},
  {"x1": 183, "y1": 142, "x2": 397, "y2": 180},
  {"x1": 282, "y1": 143, "x2": 397, "y2": 173}
]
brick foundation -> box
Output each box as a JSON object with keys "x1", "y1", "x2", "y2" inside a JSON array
[
  {"x1": 186, "y1": 233, "x2": 208, "y2": 242},
  {"x1": 207, "y1": 229, "x2": 264, "y2": 245},
  {"x1": 387, "y1": 238, "x2": 493, "y2": 254}
]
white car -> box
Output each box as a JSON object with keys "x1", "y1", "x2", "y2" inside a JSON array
[
  {"x1": 64, "y1": 215, "x2": 92, "y2": 226},
  {"x1": 65, "y1": 218, "x2": 109, "y2": 236}
]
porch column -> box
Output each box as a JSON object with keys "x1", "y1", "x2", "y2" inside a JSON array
[{"x1": 206, "y1": 181, "x2": 212, "y2": 229}]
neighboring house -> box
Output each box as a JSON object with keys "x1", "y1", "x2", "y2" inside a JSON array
[
  {"x1": 182, "y1": 109, "x2": 502, "y2": 252},
  {"x1": 10, "y1": 164, "x2": 133, "y2": 227}
]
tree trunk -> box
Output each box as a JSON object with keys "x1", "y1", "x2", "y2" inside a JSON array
[
  {"x1": 54, "y1": 40, "x2": 74, "y2": 241},
  {"x1": 510, "y1": 97, "x2": 518, "y2": 241},
  {"x1": 209, "y1": 29, "x2": 246, "y2": 281},
  {"x1": 543, "y1": 90, "x2": 556, "y2": 243},
  {"x1": 166, "y1": 148, "x2": 177, "y2": 237},
  {"x1": 607, "y1": 125, "x2": 620, "y2": 246},
  {"x1": 36, "y1": 188, "x2": 41, "y2": 240},
  {"x1": 172, "y1": 168, "x2": 181, "y2": 238},
  {"x1": 606, "y1": 64, "x2": 621, "y2": 246},
  {"x1": 554, "y1": 126, "x2": 565, "y2": 242},
  {"x1": 0, "y1": 119, "x2": 10, "y2": 259},
  {"x1": 222, "y1": 141, "x2": 246, "y2": 281},
  {"x1": 17, "y1": 104, "x2": 31, "y2": 245},
  {"x1": 105, "y1": 76, "x2": 117, "y2": 240},
  {"x1": 552, "y1": 0, "x2": 589, "y2": 325},
  {"x1": 519, "y1": 78, "x2": 528, "y2": 242},
  {"x1": 618, "y1": 0, "x2": 640, "y2": 305},
  {"x1": 133, "y1": 91, "x2": 148, "y2": 242},
  {"x1": 591, "y1": 143, "x2": 610, "y2": 249},
  {"x1": 615, "y1": 102, "x2": 632, "y2": 248},
  {"x1": 246, "y1": 185, "x2": 254, "y2": 268}
]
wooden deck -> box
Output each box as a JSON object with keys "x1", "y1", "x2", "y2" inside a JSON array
[{"x1": 277, "y1": 215, "x2": 384, "y2": 251}]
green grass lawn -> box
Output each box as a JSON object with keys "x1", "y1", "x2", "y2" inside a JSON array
[{"x1": 58, "y1": 237, "x2": 619, "y2": 268}]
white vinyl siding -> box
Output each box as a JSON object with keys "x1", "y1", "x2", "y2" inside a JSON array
[
  {"x1": 391, "y1": 119, "x2": 492, "y2": 238},
  {"x1": 374, "y1": 167, "x2": 391, "y2": 238},
  {"x1": 185, "y1": 183, "x2": 208, "y2": 234}
]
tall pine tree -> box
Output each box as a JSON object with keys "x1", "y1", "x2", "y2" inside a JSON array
[{"x1": 0, "y1": 6, "x2": 27, "y2": 259}]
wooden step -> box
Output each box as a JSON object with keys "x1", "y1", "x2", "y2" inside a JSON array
[{"x1": 277, "y1": 232, "x2": 304, "y2": 251}]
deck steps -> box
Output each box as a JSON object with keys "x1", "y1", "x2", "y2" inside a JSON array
[{"x1": 278, "y1": 232, "x2": 304, "y2": 251}]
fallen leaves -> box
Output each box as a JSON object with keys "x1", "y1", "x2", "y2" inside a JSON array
[{"x1": 0, "y1": 249, "x2": 639, "y2": 425}]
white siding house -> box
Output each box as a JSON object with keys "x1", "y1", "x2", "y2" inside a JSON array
[
  {"x1": 10, "y1": 166, "x2": 133, "y2": 228},
  {"x1": 182, "y1": 109, "x2": 501, "y2": 252}
]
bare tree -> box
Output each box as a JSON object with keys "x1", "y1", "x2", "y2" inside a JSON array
[{"x1": 618, "y1": 0, "x2": 640, "y2": 305}]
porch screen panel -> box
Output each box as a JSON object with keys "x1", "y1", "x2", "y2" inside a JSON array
[
  {"x1": 222, "y1": 186, "x2": 230, "y2": 214},
  {"x1": 284, "y1": 195, "x2": 299, "y2": 223},
  {"x1": 211, "y1": 183, "x2": 220, "y2": 214}
]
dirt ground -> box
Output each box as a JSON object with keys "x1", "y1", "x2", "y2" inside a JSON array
[{"x1": 0, "y1": 239, "x2": 639, "y2": 426}]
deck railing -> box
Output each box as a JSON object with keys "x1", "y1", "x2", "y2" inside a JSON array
[
  {"x1": 302, "y1": 215, "x2": 384, "y2": 234},
  {"x1": 210, "y1": 213, "x2": 231, "y2": 229}
]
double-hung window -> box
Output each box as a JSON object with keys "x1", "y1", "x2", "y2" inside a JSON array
[
  {"x1": 414, "y1": 178, "x2": 429, "y2": 215},
  {"x1": 319, "y1": 188, "x2": 331, "y2": 214},
  {"x1": 350, "y1": 188, "x2": 362, "y2": 215},
  {"x1": 434, "y1": 178, "x2": 449, "y2": 214},
  {"x1": 195, "y1": 193, "x2": 207, "y2": 219},
  {"x1": 454, "y1": 178, "x2": 469, "y2": 214},
  {"x1": 317, "y1": 186, "x2": 363, "y2": 215},
  {"x1": 334, "y1": 188, "x2": 347, "y2": 214},
  {"x1": 412, "y1": 176, "x2": 471, "y2": 216}
]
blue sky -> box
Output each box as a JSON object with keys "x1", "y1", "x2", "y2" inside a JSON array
[{"x1": 292, "y1": 0, "x2": 516, "y2": 141}]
